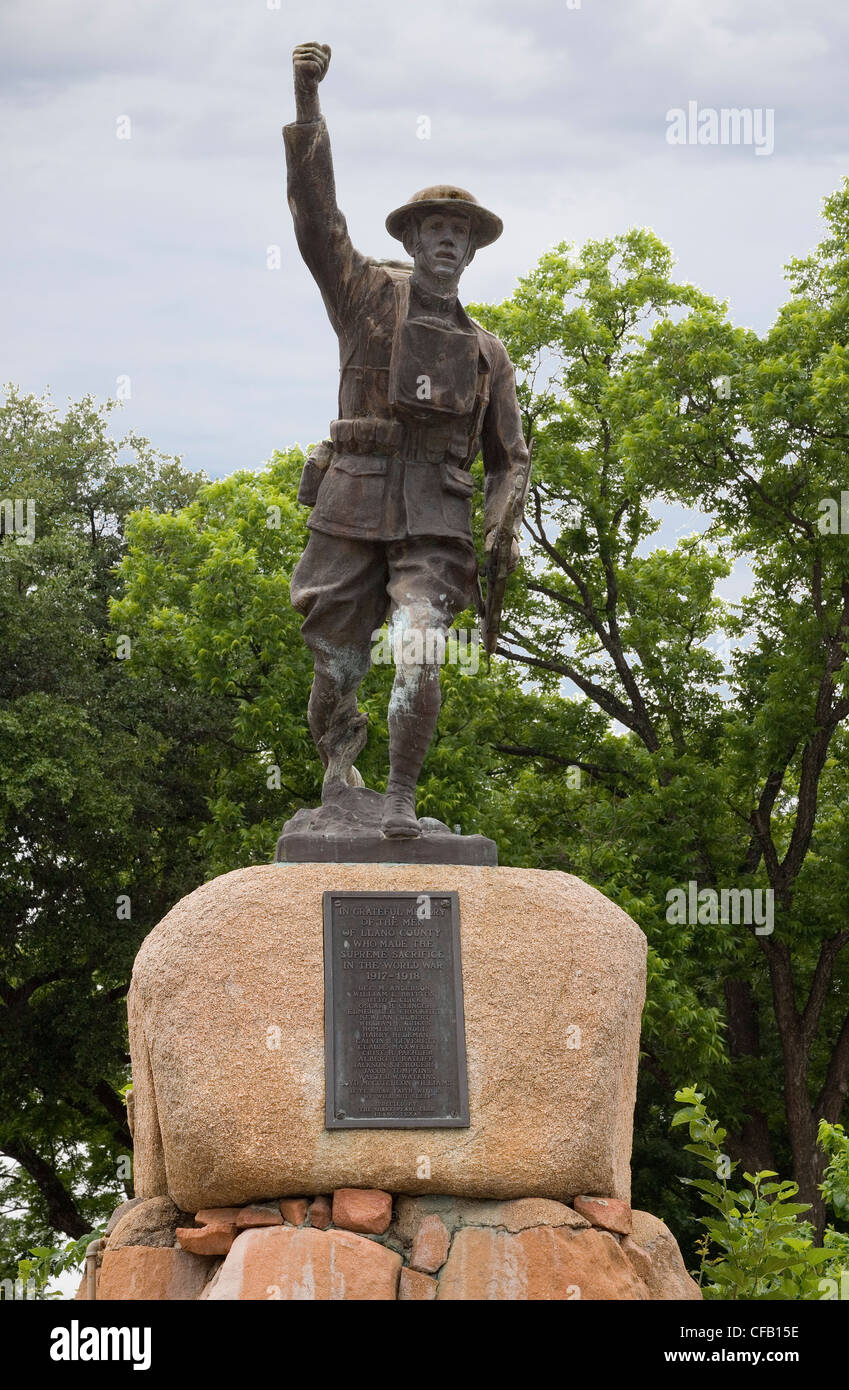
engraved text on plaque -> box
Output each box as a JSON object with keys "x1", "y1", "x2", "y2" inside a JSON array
[{"x1": 324, "y1": 890, "x2": 469, "y2": 1128}]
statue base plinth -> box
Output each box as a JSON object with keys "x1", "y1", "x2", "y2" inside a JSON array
[
  {"x1": 275, "y1": 783, "x2": 497, "y2": 865},
  {"x1": 128, "y1": 863, "x2": 645, "y2": 1211}
]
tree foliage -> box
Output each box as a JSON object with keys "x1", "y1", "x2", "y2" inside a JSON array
[
  {"x1": 0, "y1": 389, "x2": 206, "y2": 1273},
  {"x1": 468, "y1": 187, "x2": 849, "y2": 1235}
]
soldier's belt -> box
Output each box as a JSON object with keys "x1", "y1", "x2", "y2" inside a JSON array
[
  {"x1": 330, "y1": 416, "x2": 472, "y2": 465},
  {"x1": 330, "y1": 417, "x2": 403, "y2": 454}
]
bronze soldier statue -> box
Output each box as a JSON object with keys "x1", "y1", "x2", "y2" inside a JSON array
[{"x1": 285, "y1": 42, "x2": 528, "y2": 839}]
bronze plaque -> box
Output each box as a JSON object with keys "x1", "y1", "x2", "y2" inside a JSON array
[{"x1": 324, "y1": 891, "x2": 469, "y2": 1128}]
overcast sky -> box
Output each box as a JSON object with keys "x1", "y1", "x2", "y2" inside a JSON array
[{"x1": 2, "y1": 0, "x2": 848, "y2": 479}]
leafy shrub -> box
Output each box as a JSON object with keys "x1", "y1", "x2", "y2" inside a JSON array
[
  {"x1": 14, "y1": 1230, "x2": 103, "y2": 1300},
  {"x1": 672, "y1": 1087, "x2": 848, "y2": 1299}
]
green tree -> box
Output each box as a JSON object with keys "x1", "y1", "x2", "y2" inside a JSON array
[
  {"x1": 468, "y1": 194, "x2": 849, "y2": 1232},
  {"x1": 0, "y1": 388, "x2": 206, "y2": 1273}
]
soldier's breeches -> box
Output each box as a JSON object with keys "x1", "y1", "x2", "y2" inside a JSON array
[
  {"x1": 291, "y1": 533, "x2": 384, "y2": 750},
  {"x1": 290, "y1": 530, "x2": 478, "y2": 762}
]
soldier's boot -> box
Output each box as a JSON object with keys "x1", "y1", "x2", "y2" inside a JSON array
[{"x1": 382, "y1": 661, "x2": 440, "y2": 838}]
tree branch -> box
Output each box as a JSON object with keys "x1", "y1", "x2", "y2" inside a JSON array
[{"x1": 0, "y1": 1140, "x2": 89, "y2": 1239}]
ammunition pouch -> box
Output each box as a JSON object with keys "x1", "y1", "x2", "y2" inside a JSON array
[
  {"x1": 297, "y1": 439, "x2": 334, "y2": 507},
  {"x1": 329, "y1": 417, "x2": 403, "y2": 454}
]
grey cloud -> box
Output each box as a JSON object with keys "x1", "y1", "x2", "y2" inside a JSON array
[{"x1": 1, "y1": 0, "x2": 848, "y2": 476}]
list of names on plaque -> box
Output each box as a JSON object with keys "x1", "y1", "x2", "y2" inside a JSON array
[{"x1": 324, "y1": 891, "x2": 469, "y2": 1128}]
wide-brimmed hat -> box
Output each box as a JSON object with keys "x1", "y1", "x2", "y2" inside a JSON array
[{"x1": 385, "y1": 185, "x2": 503, "y2": 249}]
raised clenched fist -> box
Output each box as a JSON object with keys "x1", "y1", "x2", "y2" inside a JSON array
[
  {"x1": 293, "y1": 42, "x2": 331, "y2": 92},
  {"x1": 292, "y1": 42, "x2": 330, "y2": 122}
]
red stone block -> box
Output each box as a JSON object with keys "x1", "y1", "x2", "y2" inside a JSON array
[
  {"x1": 332, "y1": 1188, "x2": 392, "y2": 1235},
  {"x1": 399, "y1": 1267, "x2": 438, "y2": 1300},
  {"x1": 308, "y1": 1195, "x2": 332, "y2": 1230},
  {"x1": 410, "y1": 1214, "x2": 451, "y2": 1273},
  {"x1": 177, "y1": 1222, "x2": 235, "y2": 1256},
  {"x1": 573, "y1": 1195, "x2": 632, "y2": 1236},
  {"x1": 279, "y1": 1197, "x2": 309, "y2": 1227}
]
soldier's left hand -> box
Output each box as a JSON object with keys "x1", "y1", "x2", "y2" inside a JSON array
[{"x1": 485, "y1": 529, "x2": 521, "y2": 573}]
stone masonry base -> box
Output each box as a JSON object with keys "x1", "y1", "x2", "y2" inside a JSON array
[{"x1": 80, "y1": 1190, "x2": 701, "y2": 1301}]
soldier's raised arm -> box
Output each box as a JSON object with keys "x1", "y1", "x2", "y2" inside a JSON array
[{"x1": 284, "y1": 43, "x2": 369, "y2": 333}]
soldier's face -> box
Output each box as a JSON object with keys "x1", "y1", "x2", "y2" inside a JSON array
[{"x1": 414, "y1": 212, "x2": 473, "y2": 281}]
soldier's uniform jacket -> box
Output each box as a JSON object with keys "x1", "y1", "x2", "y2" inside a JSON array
[{"x1": 284, "y1": 117, "x2": 529, "y2": 544}]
